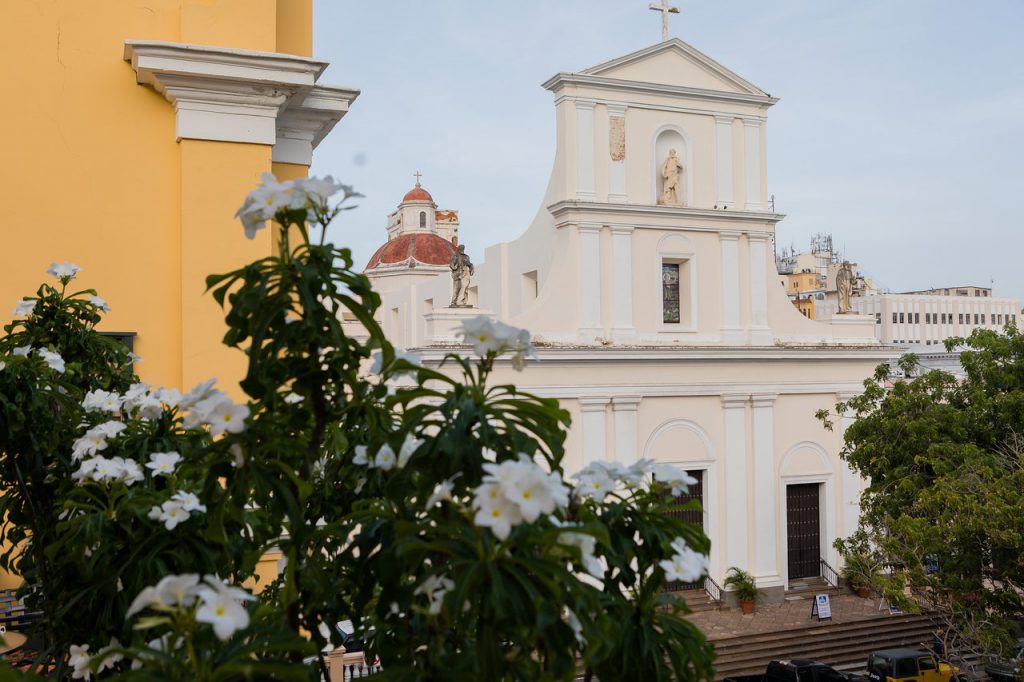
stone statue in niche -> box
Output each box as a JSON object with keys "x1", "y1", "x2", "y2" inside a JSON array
[
  {"x1": 836, "y1": 261, "x2": 854, "y2": 314},
  {"x1": 659, "y1": 148, "x2": 683, "y2": 206},
  {"x1": 449, "y1": 244, "x2": 475, "y2": 307}
]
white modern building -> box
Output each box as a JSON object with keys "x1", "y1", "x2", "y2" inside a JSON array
[{"x1": 358, "y1": 38, "x2": 896, "y2": 600}]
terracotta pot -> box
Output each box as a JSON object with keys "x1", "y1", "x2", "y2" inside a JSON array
[
  {"x1": 740, "y1": 599, "x2": 755, "y2": 614},
  {"x1": 857, "y1": 586, "x2": 870, "y2": 598}
]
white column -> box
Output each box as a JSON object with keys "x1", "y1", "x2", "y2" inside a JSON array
[
  {"x1": 838, "y1": 392, "x2": 862, "y2": 542},
  {"x1": 611, "y1": 396, "x2": 641, "y2": 466},
  {"x1": 719, "y1": 231, "x2": 743, "y2": 342},
  {"x1": 607, "y1": 103, "x2": 627, "y2": 203},
  {"x1": 610, "y1": 225, "x2": 636, "y2": 341},
  {"x1": 580, "y1": 397, "x2": 610, "y2": 466},
  {"x1": 721, "y1": 394, "x2": 749, "y2": 572},
  {"x1": 575, "y1": 99, "x2": 596, "y2": 201},
  {"x1": 577, "y1": 223, "x2": 603, "y2": 340},
  {"x1": 743, "y1": 117, "x2": 764, "y2": 211},
  {"x1": 748, "y1": 233, "x2": 772, "y2": 345},
  {"x1": 714, "y1": 115, "x2": 734, "y2": 208},
  {"x1": 751, "y1": 393, "x2": 781, "y2": 585}
]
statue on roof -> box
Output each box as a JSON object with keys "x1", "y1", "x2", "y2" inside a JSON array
[
  {"x1": 659, "y1": 148, "x2": 683, "y2": 206},
  {"x1": 450, "y1": 244, "x2": 474, "y2": 307},
  {"x1": 836, "y1": 261, "x2": 854, "y2": 314}
]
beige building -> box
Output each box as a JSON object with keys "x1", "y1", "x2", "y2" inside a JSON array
[{"x1": 360, "y1": 39, "x2": 894, "y2": 599}]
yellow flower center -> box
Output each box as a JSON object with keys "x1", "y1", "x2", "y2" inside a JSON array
[
  {"x1": 522, "y1": 490, "x2": 531, "y2": 499},
  {"x1": 491, "y1": 509, "x2": 502, "y2": 518},
  {"x1": 215, "y1": 606, "x2": 225, "y2": 617}
]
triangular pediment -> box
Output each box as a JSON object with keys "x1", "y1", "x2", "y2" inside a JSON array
[{"x1": 581, "y1": 38, "x2": 769, "y2": 97}]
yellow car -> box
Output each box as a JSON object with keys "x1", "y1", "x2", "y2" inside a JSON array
[{"x1": 865, "y1": 648, "x2": 960, "y2": 682}]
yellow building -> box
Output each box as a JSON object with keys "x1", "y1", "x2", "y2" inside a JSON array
[
  {"x1": 779, "y1": 271, "x2": 822, "y2": 319},
  {"x1": 1, "y1": 0, "x2": 356, "y2": 394},
  {"x1": 1, "y1": 0, "x2": 355, "y2": 589}
]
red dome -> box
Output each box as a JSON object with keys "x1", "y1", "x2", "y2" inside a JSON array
[
  {"x1": 402, "y1": 183, "x2": 434, "y2": 203},
  {"x1": 366, "y1": 232, "x2": 456, "y2": 270}
]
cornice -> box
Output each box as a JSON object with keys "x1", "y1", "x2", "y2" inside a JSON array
[
  {"x1": 549, "y1": 200, "x2": 785, "y2": 227},
  {"x1": 542, "y1": 72, "x2": 779, "y2": 108},
  {"x1": 124, "y1": 40, "x2": 356, "y2": 157},
  {"x1": 413, "y1": 346, "x2": 893, "y2": 364}
]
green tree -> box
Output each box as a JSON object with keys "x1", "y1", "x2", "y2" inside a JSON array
[{"x1": 822, "y1": 328, "x2": 1024, "y2": 657}]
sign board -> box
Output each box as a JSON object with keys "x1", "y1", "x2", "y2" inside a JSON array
[{"x1": 811, "y1": 593, "x2": 832, "y2": 621}]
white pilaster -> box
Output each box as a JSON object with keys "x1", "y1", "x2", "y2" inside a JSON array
[
  {"x1": 714, "y1": 115, "x2": 734, "y2": 208},
  {"x1": 577, "y1": 223, "x2": 603, "y2": 340},
  {"x1": 721, "y1": 394, "x2": 749, "y2": 572},
  {"x1": 580, "y1": 397, "x2": 610, "y2": 466},
  {"x1": 748, "y1": 233, "x2": 772, "y2": 345},
  {"x1": 837, "y1": 392, "x2": 862, "y2": 541},
  {"x1": 607, "y1": 103, "x2": 628, "y2": 203},
  {"x1": 743, "y1": 118, "x2": 764, "y2": 211},
  {"x1": 751, "y1": 393, "x2": 781, "y2": 586},
  {"x1": 610, "y1": 225, "x2": 636, "y2": 341},
  {"x1": 611, "y1": 396, "x2": 642, "y2": 466},
  {"x1": 719, "y1": 231, "x2": 743, "y2": 343},
  {"x1": 576, "y1": 99, "x2": 597, "y2": 201}
]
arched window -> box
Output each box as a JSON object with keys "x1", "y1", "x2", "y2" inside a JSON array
[{"x1": 419, "y1": 211, "x2": 426, "y2": 228}]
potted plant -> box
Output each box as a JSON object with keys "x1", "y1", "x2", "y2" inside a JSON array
[
  {"x1": 841, "y1": 550, "x2": 880, "y2": 598},
  {"x1": 724, "y1": 567, "x2": 761, "y2": 614}
]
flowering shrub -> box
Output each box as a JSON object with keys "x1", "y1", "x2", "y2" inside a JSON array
[{"x1": 0, "y1": 174, "x2": 714, "y2": 680}]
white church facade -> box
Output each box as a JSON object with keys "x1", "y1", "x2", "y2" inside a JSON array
[{"x1": 359, "y1": 39, "x2": 893, "y2": 600}]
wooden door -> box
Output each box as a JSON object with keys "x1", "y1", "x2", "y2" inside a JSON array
[
  {"x1": 664, "y1": 470, "x2": 704, "y2": 590},
  {"x1": 786, "y1": 483, "x2": 820, "y2": 580}
]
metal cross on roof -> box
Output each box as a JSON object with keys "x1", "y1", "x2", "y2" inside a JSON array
[
  {"x1": 649, "y1": 0, "x2": 680, "y2": 41},
  {"x1": 413, "y1": 170, "x2": 423, "y2": 186}
]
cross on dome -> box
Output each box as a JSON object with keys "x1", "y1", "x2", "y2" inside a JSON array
[
  {"x1": 648, "y1": 0, "x2": 680, "y2": 41},
  {"x1": 413, "y1": 170, "x2": 423, "y2": 186}
]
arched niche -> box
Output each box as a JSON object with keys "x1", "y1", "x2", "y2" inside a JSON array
[
  {"x1": 651, "y1": 125, "x2": 693, "y2": 207},
  {"x1": 643, "y1": 418, "x2": 714, "y2": 463},
  {"x1": 779, "y1": 441, "x2": 833, "y2": 478}
]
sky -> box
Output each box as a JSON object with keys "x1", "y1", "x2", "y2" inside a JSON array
[{"x1": 310, "y1": 1, "x2": 1024, "y2": 300}]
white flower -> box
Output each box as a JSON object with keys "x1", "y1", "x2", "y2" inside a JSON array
[
  {"x1": 559, "y1": 531, "x2": 604, "y2": 578},
  {"x1": 12, "y1": 299, "x2": 36, "y2": 317},
  {"x1": 96, "y1": 637, "x2": 124, "y2": 673},
  {"x1": 146, "y1": 451, "x2": 181, "y2": 477},
  {"x1": 659, "y1": 540, "x2": 709, "y2": 584},
  {"x1": 195, "y1": 576, "x2": 255, "y2": 641},
  {"x1": 135, "y1": 394, "x2": 164, "y2": 420},
  {"x1": 369, "y1": 348, "x2": 422, "y2": 377},
  {"x1": 397, "y1": 434, "x2": 422, "y2": 468},
  {"x1": 373, "y1": 444, "x2": 397, "y2": 471},
  {"x1": 114, "y1": 457, "x2": 145, "y2": 486},
  {"x1": 72, "y1": 430, "x2": 109, "y2": 460},
  {"x1": 12, "y1": 345, "x2": 31, "y2": 357},
  {"x1": 47, "y1": 262, "x2": 80, "y2": 280},
  {"x1": 283, "y1": 391, "x2": 303, "y2": 404},
  {"x1": 120, "y1": 382, "x2": 151, "y2": 411},
  {"x1": 426, "y1": 478, "x2": 457, "y2": 509},
  {"x1": 229, "y1": 443, "x2": 245, "y2": 468},
  {"x1": 566, "y1": 608, "x2": 586, "y2": 646},
  {"x1": 649, "y1": 463, "x2": 698, "y2": 496},
  {"x1": 574, "y1": 472, "x2": 617, "y2": 503},
  {"x1": 89, "y1": 296, "x2": 110, "y2": 312},
  {"x1": 36, "y1": 348, "x2": 65, "y2": 373},
  {"x1": 472, "y1": 482, "x2": 524, "y2": 541},
  {"x1": 352, "y1": 445, "x2": 369, "y2": 466},
  {"x1": 156, "y1": 388, "x2": 182, "y2": 408},
  {"x1": 293, "y1": 175, "x2": 347, "y2": 206},
  {"x1": 151, "y1": 500, "x2": 189, "y2": 530},
  {"x1": 179, "y1": 378, "x2": 218, "y2": 410},
  {"x1": 82, "y1": 389, "x2": 122, "y2": 413},
  {"x1": 93, "y1": 421, "x2": 127, "y2": 438},
  {"x1": 459, "y1": 317, "x2": 504, "y2": 357},
  {"x1": 126, "y1": 573, "x2": 201, "y2": 618},
  {"x1": 171, "y1": 490, "x2": 207, "y2": 513},
  {"x1": 482, "y1": 455, "x2": 569, "y2": 521},
  {"x1": 414, "y1": 574, "x2": 454, "y2": 616},
  {"x1": 68, "y1": 643, "x2": 91, "y2": 680},
  {"x1": 236, "y1": 173, "x2": 295, "y2": 239},
  {"x1": 205, "y1": 397, "x2": 250, "y2": 436}
]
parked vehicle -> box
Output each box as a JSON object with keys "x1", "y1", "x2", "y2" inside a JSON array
[
  {"x1": 984, "y1": 638, "x2": 1024, "y2": 682},
  {"x1": 865, "y1": 648, "x2": 960, "y2": 682},
  {"x1": 724, "y1": 658, "x2": 864, "y2": 682}
]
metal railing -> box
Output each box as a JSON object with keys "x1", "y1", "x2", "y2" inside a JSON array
[
  {"x1": 820, "y1": 557, "x2": 840, "y2": 589},
  {"x1": 703, "y1": 575, "x2": 724, "y2": 605}
]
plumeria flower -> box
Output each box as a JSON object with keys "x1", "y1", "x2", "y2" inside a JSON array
[
  {"x1": 95, "y1": 638, "x2": 124, "y2": 673},
  {"x1": 373, "y1": 444, "x2": 397, "y2": 471},
  {"x1": 649, "y1": 463, "x2": 698, "y2": 496},
  {"x1": 82, "y1": 389, "x2": 123, "y2": 413},
  {"x1": 126, "y1": 573, "x2": 200, "y2": 618},
  {"x1": 195, "y1": 576, "x2": 256, "y2": 641},
  {"x1": 146, "y1": 451, "x2": 181, "y2": 477},
  {"x1": 92, "y1": 421, "x2": 127, "y2": 438},
  {"x1": 47, "y1": 262, "x2": 80, "y2": 280},
  {"x1": 459, "y1": 316, "x2": 505, "y2": 356},
  {"x1": 293, "y1": 175, "x2": 350, "y2": 207},
  {"x1": 89, "y1": 296, "x2": 110, "y2": 312},
  {"x1": 156, "y1": 387, "x2": 182, "y2": 408},
  {"x1": 659, "y1": 539, "x2": 709, "y2": 584},
  {"x1": 171, "y1": 490, "x2": 207, "y2": 513},
  {"x1": 558, "y1": 530, "x2": 604, "y2": 578},
  {"x1": 369, "y1": 348, "x2": 423, "y2": 377},
  {"x1": 283, "y1": 391, "x2": 303, "y2": 405},
  {"x1": 121, "y1": 383, "x2": 151, "y2": 412},
  {"x1": 426, "y1": 478, "x2": 457, "y2": 509},
  {"x1": 573, "y1": 471, "x2": 617, "y2": 503},
  {"x1": 472, "y1": 485, "x2": 523, "y2": 540},
  {"x1": 235, "y1": 173, "x2": 296, "y2": 239},
  {"x1": 149, "y1": 500, "x2": 189, "y2": 530},
  {"x1": 135, "y1": 394, "x2": 164, "y2": 420},
  {"x1": 566, "y1": 608, "x2": 586, "y2": 646},
  {"x1": 12, "y1": 345, "x2": 31, "y2": 357},
  {"x1": 12, "y1": 299, "x2": 36, "y2": 317},
  {"x1": 68, "y1": 644, "x2": 91, "y2": 680},
  {"x1": 414, "y1": 574, "x2": 454, "y2": 616},
  {"x1": 397, "y1": 434, "x2": 422, "y2": 468},
  {"x1": 36, "y1": 348, "x2": 65, "y2": 373},
  {"x1": 352, "y1": 445, "x2": 369, "y2": 466},
  {"x1": 114, "y1": 457, "x2": 145, "y2": 486},
  {"x1": 205, "y1": 397, "x2": 250, "y2": 436},
  {"x1": 178, "y1": 378, "x2": 218, "y2": 410}
]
